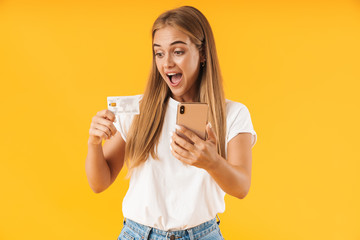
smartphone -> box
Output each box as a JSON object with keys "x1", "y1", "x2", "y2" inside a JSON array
[{"x1": 176, "y1": 102, "x2": 209, "y2": 141}]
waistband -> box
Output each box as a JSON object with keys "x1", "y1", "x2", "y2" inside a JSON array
[{"x1": 124, "y1": 217, "x2": 220, "y2": 239}]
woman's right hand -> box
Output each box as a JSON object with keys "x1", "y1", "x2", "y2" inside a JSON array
[{"x1": 88, "y1": 110, "x2": 118, "y2": 145}]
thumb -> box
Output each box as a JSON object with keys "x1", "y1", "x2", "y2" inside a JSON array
[{"x1": 206, "y1": 122, "x2": 217, "y2": 144}]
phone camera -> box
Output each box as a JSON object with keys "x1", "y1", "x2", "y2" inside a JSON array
[{"x1": 180, "y1": 105, "x2": 185, "y2": 114}]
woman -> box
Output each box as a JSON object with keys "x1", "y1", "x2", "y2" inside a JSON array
[{"x1": 85, "y1": 6, "x2": 257, "y2": 240}]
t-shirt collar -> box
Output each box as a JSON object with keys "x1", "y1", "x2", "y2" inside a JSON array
[{"x1": 168, "y1": 96, "x2": 179, "y2": 110}]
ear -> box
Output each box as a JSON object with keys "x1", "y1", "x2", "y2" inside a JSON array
[
  {"x1": 201, "y1": 54, "x2": 206, "y2": 63},
  {"x1": 199, "y1": 47, "x2": 206, "y2": 62}
]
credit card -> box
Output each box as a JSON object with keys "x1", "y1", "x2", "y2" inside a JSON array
[{"x1": 107, "y1": 96, "x2": 140, "y2": 115}]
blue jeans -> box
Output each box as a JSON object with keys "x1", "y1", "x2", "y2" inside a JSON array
[{"x1": 117, "y1": 217, "x2": 224, "y2": 240}]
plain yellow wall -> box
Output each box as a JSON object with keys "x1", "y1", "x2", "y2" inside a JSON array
[{"x1": 1, "y1": 0, "x2": 359, "y2": 239}]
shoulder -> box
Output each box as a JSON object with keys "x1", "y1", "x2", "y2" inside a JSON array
[
  {"x1": 225, "y1": 99, "x2": 251, "y2": 119},
  {"x1": 225, "y1": 99, "x2": 247, "y2": 109},
  {"x1": 225, "y1": 99, "x2": 257, "y2": 146}
]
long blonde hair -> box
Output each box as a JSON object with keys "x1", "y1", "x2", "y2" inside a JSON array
[{"x1": 125, "y1": 6, "x2": 226, "y2": 176}]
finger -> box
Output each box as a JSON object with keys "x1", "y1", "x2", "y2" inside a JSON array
[
  {"x1": 93, "y1": 124, "x2": 111, "y2": 139},
  {"x1": 206, "y1": 122, "x2": 217, "y2": 144},
  {"x1": 170, "y1": 134, "x2": 187, "y2": 152},
  {"x1": 94, "y1": 117, "x2": 117, "y2": 136},
  {"x1": 105, "y1": 119, "x2": 117, "y2": 136},
  {"x1": 90, "y1": 128, "x2": 109, "y2": 140},
  {"x1": 109, "y1": 123, "x2": 117, "y2": 136},
  {"x1": 170, "y1": 146, "x2": 193, "y2": 165},
  {"x1": 170, "y1": 140, "x2": 194, "y2": 160},
  {"x1": 172, "y1": 131, "x2": 197, "y2": 153},
  {"x1": 96, "y1": 109, "x2": 116, "y2": 122},
  {"x1": 175, "y1": 125, "x2": 203, "y2": 145}
]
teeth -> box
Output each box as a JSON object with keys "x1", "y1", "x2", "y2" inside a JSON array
[{"x1": 167, "y1": 73, "x2": 177, "y2": 76}]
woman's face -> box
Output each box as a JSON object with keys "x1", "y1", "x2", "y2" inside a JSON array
[{"x1": 153, "y1": 26, "x2": 203, "y2": 102}]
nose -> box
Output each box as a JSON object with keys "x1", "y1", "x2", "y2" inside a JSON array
[{"x1": 164, "y1": 54, "x2": 175, "y2": 68}]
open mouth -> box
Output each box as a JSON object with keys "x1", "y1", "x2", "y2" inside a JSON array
[{"x1": 167, "y1": 73, "x2": 183, "y2": 86}]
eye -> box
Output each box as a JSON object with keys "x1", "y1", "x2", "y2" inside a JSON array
[
  {"x1": 174, "y1": 51, "x2": 184, "y2": 55},
  {"x1": 155, "y1": 52, "x2": 164, "y2": 58}
]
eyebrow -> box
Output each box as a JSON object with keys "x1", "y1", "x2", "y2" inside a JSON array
[{"x1": 153, "y1": 40, "x2": 187, "y2": 48}]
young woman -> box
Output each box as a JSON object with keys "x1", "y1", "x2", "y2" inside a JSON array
[{"x1": 85, "y1": 6, "x2": 257, "y2": 240}]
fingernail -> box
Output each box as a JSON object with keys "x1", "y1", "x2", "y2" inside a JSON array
[
  {"x1": 175, "y1": 125, "x2": 181, "y2": 130},
  {"x1": 208, "y1": 122, "x2": 212, "y2": 128},
  {"x1": 170, "y1": 145, "x2": 173, "y2": 151}
]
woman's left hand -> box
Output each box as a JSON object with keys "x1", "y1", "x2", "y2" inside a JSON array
[{"x1": 170, "y1": 123, "x2": 220, "y2": 170}]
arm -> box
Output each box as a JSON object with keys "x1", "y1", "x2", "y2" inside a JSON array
[
  {"x1": 85, "y1": 132, "x2": 126, "y2": 193},
  {"x1": 207, "y1": 133, "x2": 252, "y2": 199},
  {"x1": 170, "y1": 123, "x2": 253, "y2": 199},
  {"x1": 85, "y1": 110, "x2": 126, "y2": 193}
]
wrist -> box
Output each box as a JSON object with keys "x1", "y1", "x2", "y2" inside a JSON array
[
  {"x1": 206, "y1": 154, "x2": 224, "y2": 173},
  {"x1": 88, "y1": 136, "x2": 102, "y2": 146}
]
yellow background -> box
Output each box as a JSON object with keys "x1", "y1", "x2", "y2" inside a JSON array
[{"x1": 1, "y1": 0, "x2": 359, "y2": 239}]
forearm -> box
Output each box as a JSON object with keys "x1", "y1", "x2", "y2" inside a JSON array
[
  {"x1": 207, "y1": 156, "x2": 251, "y2": 199},
  {"x1": 85, "y1": 140, "x2": 111, "y2": 193}
]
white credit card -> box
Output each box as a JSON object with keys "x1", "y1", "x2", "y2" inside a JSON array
[{"x1": 107, "y1": 96, "x2": 140, "y2": 115}]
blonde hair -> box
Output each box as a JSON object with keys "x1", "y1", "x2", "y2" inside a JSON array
[{"x1": 125, "y1": 6, "x2": 226, "y2": 176}]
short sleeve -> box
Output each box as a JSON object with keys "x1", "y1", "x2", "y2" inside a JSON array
[{"x1": 226, "y1": 100, "x2": 257, "y2": 148}]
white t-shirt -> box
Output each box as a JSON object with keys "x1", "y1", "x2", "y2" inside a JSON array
[{"x1": 113, "y1": 95, "x2": 257, "y2": 231}]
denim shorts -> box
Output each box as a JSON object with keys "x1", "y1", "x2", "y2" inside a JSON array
[{"x1": 117, "y1": 217, "x2": 224, "y2": 240}]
